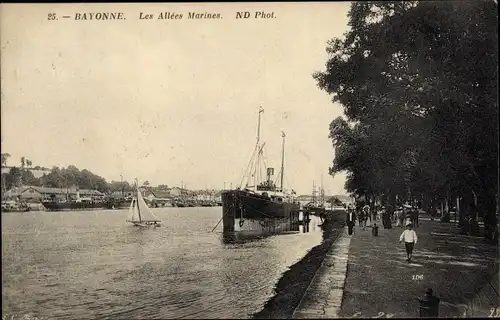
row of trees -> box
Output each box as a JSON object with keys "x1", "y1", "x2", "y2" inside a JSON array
[{"x1": 316, "y1": 2, "x2": 498, "y2": 241}]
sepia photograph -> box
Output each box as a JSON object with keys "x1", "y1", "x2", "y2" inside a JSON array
[{"x1": 1, "y1": 1, "x2": 498, "y2": 319}]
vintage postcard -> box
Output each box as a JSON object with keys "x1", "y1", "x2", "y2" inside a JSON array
[{"x1": 1, "y1": 2, "x2": 498, "y2": 319}]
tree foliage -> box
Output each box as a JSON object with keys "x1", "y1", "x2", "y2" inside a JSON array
[
  {"x1": 1, "y1": 164, "x2": 134, "y2": 194},
  {"x1": 315, "y1": 1, "x2": 498, "y2": 241},
  {"x1": 1, "y1": 153, "x2": 10, "y2": 166}
]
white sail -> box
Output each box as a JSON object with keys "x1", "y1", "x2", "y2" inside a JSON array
[
  {"x1": 128, "y1": 198, "x2": 140, "y2": 222},
  {"x1": 136, "y1": 188, "x2": 161, "y2": 222}
]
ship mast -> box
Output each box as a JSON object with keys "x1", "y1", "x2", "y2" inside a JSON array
[
  {"x1": 321, "y1": 174, "x2": 325, "y2": 206},
  {"x1": 312, "y1": 181, "x2": 316, "y2": 206},
  {"x1": 135, "y1": 178, "x2": 142, "y2": 222},
  {"x1": 256, "y1": 106, "x2": 264, "y2": 146},
  {"x1": 253, "y1": 106, "x2": 264, "y2": 192},
  {"x1": 280, "y1": 131, "x2": 286, "y2": 192}
]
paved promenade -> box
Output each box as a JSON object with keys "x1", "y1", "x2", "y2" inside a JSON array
[
  {"x1": 292, "y1": 228, "x2": 351, "y2": 318},
  {"x1": 293, "y1": 213, "x2": 499, "y2": 318}
]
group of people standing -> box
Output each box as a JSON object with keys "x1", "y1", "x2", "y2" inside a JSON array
[
  {"x1": 345, "y1": 202, "x2": 419, "y2": 263},
  {"x1": 393, "y1": 205, "x2": 420, "y2": 228},
  {"x1": 346, "y1": 203, "x2": 378, "y2": 234}
]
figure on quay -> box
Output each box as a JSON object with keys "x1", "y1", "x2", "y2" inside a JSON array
[
  {"x1": 399, "y1": 222, "x2": 418, "y2": 262},
  {"x1": 346, "y1": 204, "x2": 356, "y2": 235}
]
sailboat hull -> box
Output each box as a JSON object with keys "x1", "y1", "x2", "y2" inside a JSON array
[
  {"x1": 127, "y1": 220, "x2": 161, "y2": 227},
  {"x1": 221, "y1": 190, "x2": 300, "y2": 234}
]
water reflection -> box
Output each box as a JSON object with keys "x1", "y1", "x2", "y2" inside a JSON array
[{"x1": 220, "y1": 230, "x2": 303, "y2": 245}]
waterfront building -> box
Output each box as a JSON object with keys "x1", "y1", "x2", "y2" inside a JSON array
[{"x1": 3, "y1": 185, "x2": 105, "y2": 202}]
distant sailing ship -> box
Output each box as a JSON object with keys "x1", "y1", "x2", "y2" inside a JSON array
[
  {"x1": 304, "y1": 177, "x2": 326, "y2": 213},
  {"x1": 221, "y1": 107, "x2": 300, "y2": 234},
  {"x1": 126, "y1": 182, "x2": 162, "y2": 227}
]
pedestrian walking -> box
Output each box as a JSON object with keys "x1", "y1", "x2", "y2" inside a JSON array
[
  {"x1": 395, "y1": 207, "x2": 402, "y2": 227},
  {"x1": 399, "y1": 222, "x2": 418, "y2": 262},
  {"x1": 410, "y1": 208, "x2": 416, "y2": 226},
  {"x1": 358, "y1": 208, "x2": 364, "y2": 228},
  {"x1": 399, "y1": 208, "x2": 406, "y2": 228},
  {"x1": 382, "y1": 206, "x2": 392, "y2": 229},
  {"x1": 377, "y1": 206, "x2": 383, "y2": 222},
  {"x1": 414, "y1": 208, "x2": 420, "y2": 227},
  {"x1": 346, "y1": 206, "x2": 356, "y2": 235},
  {"x1": 405, "y1": 208, "x2": 412, "y2": 227},
  {"x1": 362, "y1": 204, "x2": 370, "y2": 230}
]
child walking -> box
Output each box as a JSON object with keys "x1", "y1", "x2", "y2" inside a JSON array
[{"x1": 399, "y1": 223, "x2": 418, "y2": 262}]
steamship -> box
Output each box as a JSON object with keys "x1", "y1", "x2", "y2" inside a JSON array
[{"x1": 221, "y1": 107, "x2": 300, "y2": 234}]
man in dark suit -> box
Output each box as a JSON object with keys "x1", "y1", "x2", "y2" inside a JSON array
[{"x1": 346, "y1": 205, "x2": 356, "y2": 235}]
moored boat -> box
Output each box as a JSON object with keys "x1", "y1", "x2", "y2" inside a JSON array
[
  {"x1": 221, "y1": 107, "x2": 300, "y2": 234},
  {"x1": 42, "y1": 200, "x2": 105, "y2": 211},
  {"x1": 1, "y1": 200, "x2": 31, "y2": 212},
  {"x1": 41, "y1": 189, "x2": 107, "y2": 211}
]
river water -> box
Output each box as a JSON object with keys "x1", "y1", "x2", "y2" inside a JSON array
[{"x1": 2, "y1": 207, "x2": 323, "y2": 319}]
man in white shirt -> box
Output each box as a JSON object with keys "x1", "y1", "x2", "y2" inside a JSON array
[{"x1": 399, "y1": 223, "x2": 418, "y2": 262}]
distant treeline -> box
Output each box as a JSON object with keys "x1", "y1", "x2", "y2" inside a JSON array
[
  {"x1": 1, "y1": 164, "x2": 133, "y2": 193},
  {"x1": 1, "y1": 154, "x2": 221, "y2": 196}
]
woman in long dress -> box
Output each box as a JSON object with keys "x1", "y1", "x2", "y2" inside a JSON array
[
  {"x1": 399, "y1": 208, "x2": 406, "y2": 227},
  {"x1": 395, "y1": 208, "x2": 401, "y2": 227}
]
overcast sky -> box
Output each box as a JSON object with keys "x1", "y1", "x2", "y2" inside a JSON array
[{"x1": 1, "y1": 2, "x2": 351, "y2": 195}]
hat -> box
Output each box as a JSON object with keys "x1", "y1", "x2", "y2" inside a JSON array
[
  {"x1": 406, "y1": 222, "x2": 413, "y2": 227},
  {"x1": 425, "y1": 288, "x2": 433, "y2": 295}
]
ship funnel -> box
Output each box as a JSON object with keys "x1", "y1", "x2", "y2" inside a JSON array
[{"x1": 267, "y1": 168, "x2": 274, "y2": 181}]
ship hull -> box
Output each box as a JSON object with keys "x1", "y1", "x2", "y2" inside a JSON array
[
  {"x1": 221, "y1": 190, "x2": 300, "y2": 234},
  {"x1": 1, "y1": 208, "x2": 30, "y2": 213}
]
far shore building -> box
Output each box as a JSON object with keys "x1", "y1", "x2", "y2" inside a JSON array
[
  {"x1": 3, "y1": 185, "x2": 105, "y2": 202},
  {"x1": 194, "y1": 190, "x2": 219, "y2": 201},
  {"x1": 169, "y1": 187, "x2": 193, "y2": 198},
  {"x1": 214, "y1": 190, "x2": 223, "y2": 203}
]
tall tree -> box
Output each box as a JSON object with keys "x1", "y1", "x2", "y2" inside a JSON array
[
  {"x1": 315, "y1": 1, "x2": 498, "y2": 242},
  {"x1": 5, "y1": 167, "x2": 22, "y2": 189},
  {"x1": 1, "y1": 153, "x2": 10, "y2": 166}
]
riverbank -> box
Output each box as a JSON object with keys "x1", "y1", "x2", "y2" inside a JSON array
[{"x1": 252, "y1": 211, "x2": 346, "y2": 319}]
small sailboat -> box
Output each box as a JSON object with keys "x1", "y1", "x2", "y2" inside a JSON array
[{"x1": 126, "y1": 184, "x2": 162, "y2": 227}]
